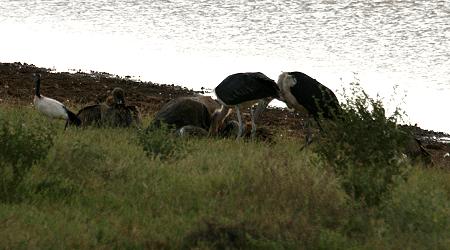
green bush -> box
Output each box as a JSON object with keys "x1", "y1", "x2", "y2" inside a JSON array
[
  {"x1": 139, "y1": 125, "x2": 186, "y2": 160},
  {"x1": 0, "y1": 113, "x2": 54, "y2": 202},
  {"x1": 316, "y1": 83, "x2": 411, "y2": 206}
]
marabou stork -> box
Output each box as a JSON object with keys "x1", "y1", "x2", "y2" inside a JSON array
[
  {"x1": 277, "y1": 71, "x2": 341, "y2": 145},
  {"x1": 211, "y1": 72, "x2": 280, "y2": 138}
]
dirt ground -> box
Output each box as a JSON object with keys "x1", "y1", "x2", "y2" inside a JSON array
[{"x1": 1, "y1": 62, "x2": 449, "y2": 167}]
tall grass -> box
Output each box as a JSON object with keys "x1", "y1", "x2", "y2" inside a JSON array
[
  {"x1": 0, "y1": 105, "x2": 449, "y2": 249},
  {"x1": 379, "y1": 169, "x2": 450, "y2": 249}
]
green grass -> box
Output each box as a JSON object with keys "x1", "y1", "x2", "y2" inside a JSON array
[{"x1": 1, "y1": 105, "x2": 449, "y2": 249}]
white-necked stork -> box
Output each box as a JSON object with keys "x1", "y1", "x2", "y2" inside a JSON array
[
  {"x1": 277, "y1": 71, "x2": 341, "y2": 144},
  {"x1": 33, "y1": 73, "x2": 80, "y2": 129},
  {"x1": 211, "y1": 72, "x2": 280, "y2": 138}
]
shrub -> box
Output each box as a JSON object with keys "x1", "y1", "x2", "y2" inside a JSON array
[
  {"x1": 316, "y1": 83, "x2": 411, "y2": 206},
  {"x1": 139, "y1": 124, "x2": 186, "y2": 160},
  {"x1": 0, "y1": 114, "x2": 54, "y2": 202}
]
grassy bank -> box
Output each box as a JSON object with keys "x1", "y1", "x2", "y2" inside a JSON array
[{"x1": 1, "y1": 105, "x2": 449, "y2": 249}]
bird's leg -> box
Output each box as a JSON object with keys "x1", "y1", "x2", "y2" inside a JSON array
[
  {"x1": 250, "y1": 98, "x2": 270, "y2": 139},
  {"x1": 314, "y1": 116, "x2": 324, "y2": 132},
  {"x1": 300, "y1": 116, "x2": 314, "y2": 151},
  {"x1": 250, "y1": 107, "x2": 256, "y2": 139},
  {"x1": 235, "y1": 105, "x2": 244, "y2": 139},
  {"x1": 306, "y1": 117, "x2": 314, "y2": 145},
  {"x1": 64, "y1": 120, "x2": 69, "y2": 131},
  {"x1": 253, "y1": 98, "x2": 270, "y2": 122}
]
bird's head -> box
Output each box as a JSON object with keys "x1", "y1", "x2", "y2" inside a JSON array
[
  {"x1": 276, "y1": 72, "x2": 297, "y2": 103},
  {"x1": 208, "y1": 107, "x2": 231, "y2": 136},
  {"x1": 218, "y1": 120, "x2": 240, "y2": 138},
  {"x1": 112, "y1": 87, "x2": 126, "y2": 105},
  {"x1": 277, "y1": 72, "x2": 296, "y2": 87},
  {"x1": 33, "y1": 73, "x2": 41, "y2": 80},
  {"x1": 33, "y1": 73, "x2": 41, "y2": 97},
  {"x1": 106, "y1": 95, "x2": 114, "y2": 106}
]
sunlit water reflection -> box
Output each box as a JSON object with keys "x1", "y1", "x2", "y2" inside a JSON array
[{"x1": 1, "y1": 0, "x2": 449, "y2": 133}]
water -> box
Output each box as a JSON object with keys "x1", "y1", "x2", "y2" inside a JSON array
[{"x1": 1, "y1": 0, "x2": 449, "y2": 133}]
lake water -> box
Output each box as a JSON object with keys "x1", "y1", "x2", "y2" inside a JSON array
[{"x1": 1, "y1": 0, "x2": 449, "y2": 133}]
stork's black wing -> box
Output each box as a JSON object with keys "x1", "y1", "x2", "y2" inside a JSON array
[
  {"x1": 215, "y1": 72, "x2": 279, "y2": 105},
  {"x1": 288, "y1": 72, "x2": 341, "y2": 119}
]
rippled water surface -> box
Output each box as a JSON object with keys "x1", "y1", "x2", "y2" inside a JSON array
[{"x1": 1, "y1": 0, "x2": 449, "y2": 132}]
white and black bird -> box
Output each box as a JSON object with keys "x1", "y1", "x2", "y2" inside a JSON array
[
  {"x1": 277, "y1": 71, "x2": 341, "y2": 145},
  {"x1": 33, "y1": 73, "x2": 80, "y2": 129},
  {"x1": 210, "y1": 72, "x2": 280, "y2": 138}
]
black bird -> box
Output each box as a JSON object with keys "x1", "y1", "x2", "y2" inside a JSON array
[
  {"x1": 76, "y1": 103, "x2": 108, "y2": 127},
  {"x1": 277, "y1": 71, "x2": 341, "y2": 144},
  {"x1": 102, "y1": 88, "x2": 134, "y2": 127},
  {"x1": 33, "y1": 73, "x2": 80, "y2": 129},
  {"x1": 76, "y1": 87, "x2": 139, "y2": 127},
  {"x1": 211, "y1": 72, "x2": 280, "y2": 138},
  {"x1": 150, "y1": 97, "x2": 212, "y2": 131}
]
